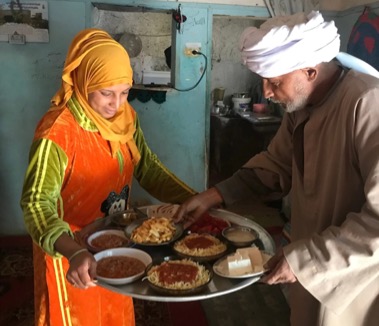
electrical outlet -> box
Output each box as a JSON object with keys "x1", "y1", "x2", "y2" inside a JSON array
[
  {"x1": 8, "y1": 32, "x2": 26, "y2": 45},
  {"x1": 184, "y1": 42, "x2": 201, "y2": 56}
]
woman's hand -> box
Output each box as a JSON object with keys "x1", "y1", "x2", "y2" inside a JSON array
[
  {"x1": 66, "y1": 250, "x2": 97, "y2": 289},
  {"x1": 174, "y1": 188, "x2": 224, "y2": 228},
  {"x1": 259, "y1": 248, "x2": 297, "y2": 284},
  {"x1": 54, "y1": 233, "x2": 97, "y2": 290}
]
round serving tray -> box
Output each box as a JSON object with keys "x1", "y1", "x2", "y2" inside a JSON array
[{"x1": 96, "y1": 207, "x2": 276, "y2": 302}]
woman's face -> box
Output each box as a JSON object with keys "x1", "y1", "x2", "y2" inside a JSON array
[{"x1": 88, "y1": 83, "x2": 131, "y2": 119}]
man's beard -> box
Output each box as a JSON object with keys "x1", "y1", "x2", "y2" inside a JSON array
[{"x1": 270, "y1": 84, "x2": 308, "y2": 113}]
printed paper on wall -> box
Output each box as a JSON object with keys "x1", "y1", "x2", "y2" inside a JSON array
[{"x1": 0, "y1": 1, "x2": 49, "y2": 43}]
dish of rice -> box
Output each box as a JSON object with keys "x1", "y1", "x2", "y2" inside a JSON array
[
  {"x1": 173, "y1": 233, "x2": 227, "y2": 258},
  {"x1": 146, "y1": 258, "x2": 211, "y2": 291}
]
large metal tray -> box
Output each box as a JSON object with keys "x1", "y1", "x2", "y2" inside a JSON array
[{"x1": 90, "y1": 207, "x2": 276, "y2": 302}]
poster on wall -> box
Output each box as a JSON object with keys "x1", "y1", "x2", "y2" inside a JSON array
[{"x1": 0, "y1": 0, "x2": 49, "y2": 43}]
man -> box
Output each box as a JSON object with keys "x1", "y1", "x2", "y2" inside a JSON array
[{"x1": 175, "y1": 11, "x2": 379, "y2": 326}]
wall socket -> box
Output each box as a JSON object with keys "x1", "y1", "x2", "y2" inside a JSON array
[
  {"x1": 9, "y1": 32, "x2": 26, "y2": 45},
  {"x1": 184, "y1": 42, "x2": 201, "y2": 56}
]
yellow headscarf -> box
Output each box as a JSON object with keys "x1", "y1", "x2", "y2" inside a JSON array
[{"x1": 51, "y1": 28, "x2": 140, "y2": 163}]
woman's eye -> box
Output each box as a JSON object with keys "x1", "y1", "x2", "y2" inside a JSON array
[{"x1": 100, "y1": 91, "x2": 111, "y2": 96}]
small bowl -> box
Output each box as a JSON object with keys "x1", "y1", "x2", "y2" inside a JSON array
[
  {"x1": 222, "y1": 225, "x2": 259, "y2": 248},
  {"x1": 110, "y1": 209, "x2": 139, "y2": 227},
  {"x1": 86, "y1": 229, "x2": 131, "y2": 253},
  {"x1": 94, "y1": 248, "x2": 152, "y2": 285}
]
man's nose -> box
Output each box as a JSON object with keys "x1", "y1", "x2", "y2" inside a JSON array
[{"x1": 262, "y1": 79, "x2": 274, "y2": 99}]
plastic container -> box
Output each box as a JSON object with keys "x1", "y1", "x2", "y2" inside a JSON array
[
  {"x1": 142, "y1": 71, "x2": 170, "y2": 85},
  {"x1": 232, "y1": 97, "x2": 251, "y2": 113},
  {"x1": 252, "y1": 103, "x2": 269, "y2": 114}
]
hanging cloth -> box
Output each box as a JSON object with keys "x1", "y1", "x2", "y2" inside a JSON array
[{"x1": 347, "y1": 6, "x2": 379, "y2": 71}]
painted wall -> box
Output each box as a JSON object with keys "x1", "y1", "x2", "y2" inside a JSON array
[
  {"x1": 211, "y1": 16, "x2": 264, "y2": 104},
  {"x1": 0, "y1": 0, "x2": 269, "y2": 235},
  {"x1": 0, "y1": 1, "x2": 87, "y2": 235}
]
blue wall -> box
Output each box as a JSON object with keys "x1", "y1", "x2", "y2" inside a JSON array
[{"x1": 0, "y1": 0, "x2": 268, "y2": 235}]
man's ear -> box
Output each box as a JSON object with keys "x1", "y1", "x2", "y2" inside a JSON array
[{"x1": 302, "y1": 67, "x2": 317, "y2": 81}]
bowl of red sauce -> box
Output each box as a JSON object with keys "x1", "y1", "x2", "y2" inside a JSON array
[
  {"x1": 94, "y1": 248, "x2": 152, "y2": 285},
  {"x1": 86, "y1": 229, "x2": 131, "y2": 253}
]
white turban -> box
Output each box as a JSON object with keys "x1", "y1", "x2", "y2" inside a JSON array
[{"x1": 239, "y1": 11, "x2": 340, "y2": 78}]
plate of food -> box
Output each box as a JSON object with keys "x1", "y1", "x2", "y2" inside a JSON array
[
  {"x1": 86, "y1": 229, "x2": 131, "y2": 253},
  {"x1": 144, "y1": 256, "x2": 213, "y2": 296},
  {"x1": 213, "y1": 247, "x2": 272, "y2": 279},
  {"x1": 172, "y1": 232, "x2": 228, "y2": 262},
  {"x1": 187, "y1": 212, "x2": 231, "y2": 235},
  {"x1": 94, "y1": 248, "x2": 152, "y2": 285},
  {"x1": 125, "y1": 217, "x2": 183, "y2": 246}
]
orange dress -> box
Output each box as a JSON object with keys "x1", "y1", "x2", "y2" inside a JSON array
[{"x1": 21, "y1": 100, "x2": 195, "y2": 326}]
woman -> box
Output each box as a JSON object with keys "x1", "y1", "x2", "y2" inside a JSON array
[{"x1": 20, "y1": 28, "x2": 196, "y2": 326}]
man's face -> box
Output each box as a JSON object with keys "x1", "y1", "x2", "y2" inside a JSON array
[
  {"x1": 262, "y1": 70, "x2": 310, "y2": 113},
  {"x1": 88, "y1": 83, "x2": 131, "y2": 119}
]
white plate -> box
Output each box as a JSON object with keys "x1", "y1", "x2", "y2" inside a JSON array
[
  {"x1": 213, "y1": 250, "x2": 272, "y2": 279},
  {"x1": 94, "y1": 248, "x2": 152, "y2": 285}
]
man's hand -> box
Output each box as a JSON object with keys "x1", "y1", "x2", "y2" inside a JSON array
[
  {"x1": 260, "y1": 249, "x2": 297, "y2": 284},
  {"x1": 174, "y1": 188, "x2": 224, "y2": 228}
]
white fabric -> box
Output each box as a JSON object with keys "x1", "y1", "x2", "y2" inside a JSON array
[{"x1": 239, "y1": 11, "x2": 340, "y2": 78}]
